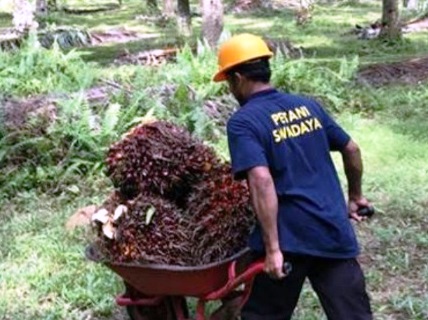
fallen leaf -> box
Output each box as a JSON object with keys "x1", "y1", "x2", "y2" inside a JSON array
[
  {"x1": 92, "y1": 208, "x2": 109, "y2": 224},
  {"x1": 67, "y1": 185, "x2": 80, "y2": 194},
  {"x1": 145, "y1": 206, "x2": 156, "y2": 225},
  {"x1": 113, "y1": 205, "x2": 128, "y2": 221},
  {"x1": 102, "y1": 221, "x2": 116, "y2": 239}
]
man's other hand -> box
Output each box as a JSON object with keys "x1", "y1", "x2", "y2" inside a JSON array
[
  {"x1": 264, "y1": 250, "x2": 286, "y2": 279},
  {"x1": 349, "y1": 196, "x2": 371, "y2": 222}
]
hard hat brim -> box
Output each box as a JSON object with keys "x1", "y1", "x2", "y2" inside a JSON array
[{"x1": 213, "y1": 70, "x2": 228, "y2": 82}]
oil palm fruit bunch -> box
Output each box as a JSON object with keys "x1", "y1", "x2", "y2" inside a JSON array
[
  {"x1": 93, "y1": 193, "x2": 194, "y2": 265},
  {"x1": 187, "y1": 164, "x2": 255, "y2": 264},
  {"x1": 93, "y1": 120, "x2": 255, "y2": 265},
  {"x1": 105, "y1": 120, "x2": 219, "y2": 202}
]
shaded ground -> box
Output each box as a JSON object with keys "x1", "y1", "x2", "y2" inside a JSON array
[
  {"x1": 113, "y1": 47, "x2": 180, "y2": 65},
  {"x1": 357, "y1": 56, "x2": 428, "y2": 86},
  {"x1": 113, "y1": 37, "x2": 303, "y2": 66},
  {"x1": 0, "y1": 84, "x2": 124, "y2": 132},
  {"x1": 404, "y1": 16, "x2": 428, "y2": 33},
  {"x1": 90, "y1": 28, "x2": 159, "y2": 45}
]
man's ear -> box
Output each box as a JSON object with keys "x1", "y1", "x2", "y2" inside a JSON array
[
  {"x1": 234, "y1": 72, "x2": 244, "y2": 84},
  {"x1": 230, "y1": 72, "x2": 245, "y2": 89},
  {"x1": 228, "y1": 72, "x2": 241, "y2": 87}
]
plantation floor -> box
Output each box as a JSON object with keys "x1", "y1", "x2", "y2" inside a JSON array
[
  {"x1": 1, "y1": 0, "x2": 428, "y2": 319},
  {"x1": 405, "y1": 16, "x2": 428, "y2": 33},
  {"x1": 1, "y1": 114, "x2": 428, "y2": 320},
  {"x1": 357, "y1": 56, "x2": 428, "y2": 86}
]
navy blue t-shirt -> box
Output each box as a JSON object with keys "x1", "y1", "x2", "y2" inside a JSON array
[{"x1": 227, "y1": 88, "x2": 359, "y2": 258}]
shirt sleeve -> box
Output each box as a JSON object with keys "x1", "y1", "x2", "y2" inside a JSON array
[
  {"x1": 227, "y1": 115, "x2": 268, "y2": 180},
  {"x1": 317, "y1": 104, "x2": 351, "y2": 151}
]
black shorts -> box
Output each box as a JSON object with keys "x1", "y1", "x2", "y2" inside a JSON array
[{"x1": 241, "y1": 253, "x2": 373, "y2": 320}]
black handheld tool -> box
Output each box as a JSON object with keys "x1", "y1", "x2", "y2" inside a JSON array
[{"x1": 356, "y1": 206, "x2": 375, "y2": 218}]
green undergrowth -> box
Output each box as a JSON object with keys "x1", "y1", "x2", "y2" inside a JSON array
[
  {"x1": 2, "y1": 31, "x2": 428, "y2": 202},
  {"x1": 0, "y1": 33, "x2": 96, "y2": 96}
]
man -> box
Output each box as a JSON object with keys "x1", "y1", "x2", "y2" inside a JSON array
[{"x1": 213, "y1": 33, "x2": 373, "y2": 320}]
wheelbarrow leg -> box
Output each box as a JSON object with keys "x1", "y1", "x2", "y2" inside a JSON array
[
  {"x1": 124, "y1": 283, "x2": 154, "y2": 320},
  {"x1": 170, "y1": 296, "x2": 189, "y2": 320},
  {"x1": 196, "y1": 299, "x2": 207, "y2": 320}
]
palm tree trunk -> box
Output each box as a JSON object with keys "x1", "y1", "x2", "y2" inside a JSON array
[
  {"x1": 177, "y1": 0, "x2": 192, "y2": 36},
  {"x1": 163, "y1": 0, "x2": 175, "y2": 17},
  {"x1": 380, "y1": 0, "x2": 402, "y2": 40},
  {"x1": 202, "y1": 0, "x2": 224, "y2": 48}
]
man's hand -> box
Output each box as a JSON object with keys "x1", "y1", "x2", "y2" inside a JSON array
[
  {"x1": 348, "y1": 196, "x2": 371, "y2": 222},
  {"x1": 264, "y1": 250, "x2": 286, "y2": 279}
]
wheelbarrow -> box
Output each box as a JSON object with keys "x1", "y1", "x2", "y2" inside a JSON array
[{"x1": 86, "y1": 245, "x2": 291, "y2": 320}]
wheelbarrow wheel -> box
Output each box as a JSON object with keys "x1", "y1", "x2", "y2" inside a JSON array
[
  {"x1": 126, "y1": 297, "x2": 188, "y2": 320},
  {"x1": 209, "y1": 291, "x2": 243, "y2": 320},
  {"x1": 123, "y1": 282, "x2": 170, "y2": 320},
  {"x1": 126, "y1": 305, "x2": 152, "y2": 320}
]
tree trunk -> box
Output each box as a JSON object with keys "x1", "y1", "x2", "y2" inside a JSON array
[
  {"x1": 202, "y1": 0, "x2": 224, "y2": 48},
  {"x1": 12, "y1": 0, "x2": 38, "y2": 32},
  {"x1": 163, "y1": 0, "x2": 175, "y2": 17},
  {"x1": 177, "y1": 0, "x2": 192, "y2": 37},
  {"x1": 380, "y1": 0, "x2": 402, "y2": 40}
]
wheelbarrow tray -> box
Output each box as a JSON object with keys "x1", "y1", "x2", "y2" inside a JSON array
[{"x1": 86, "y1": 245, "x2": 251, "y2": 297}]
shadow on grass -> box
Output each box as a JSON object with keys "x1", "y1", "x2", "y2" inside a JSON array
[
  {"x1": 291, "y1": 34, "x2": 428, "y2": 62},
  {"x1": 78, "y1": 35, "x2": 185, "y2": 64},
  {"x1": 47, "y1": 3, "x2": 147, "y2": 29},
  {"x1": 229, "y1": 7, "x2": 295, "y2": 20},
  {"x1": 384, "y1": 84, "x2": 428, "y2": 143},
  {"x1": 389, "y1": 118, "x2": 428, "y2": 143}
]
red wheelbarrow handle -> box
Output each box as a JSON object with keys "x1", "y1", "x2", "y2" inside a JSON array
[
  {"x1": 194, "y1": 259, "x2": 292, "y2": 320},
  {"x1": 203, "y1": 259, "x2": 292, "y2": 301}
]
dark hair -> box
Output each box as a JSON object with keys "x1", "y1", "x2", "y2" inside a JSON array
[{"x1": 226, "y1": 58, "x2": 271, "y2": 83}]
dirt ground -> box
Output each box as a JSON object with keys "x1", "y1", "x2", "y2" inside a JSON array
[
  {"x1": 404, "y1": 16, "x2": 428, "y2": 33},
  {"x1": 357, "y1": 56, "x2": 428, "y2": 86}
]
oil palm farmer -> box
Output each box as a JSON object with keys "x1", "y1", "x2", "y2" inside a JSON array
[{"x1": 213, "y1": 33, "x2": 373, "y2": 320}]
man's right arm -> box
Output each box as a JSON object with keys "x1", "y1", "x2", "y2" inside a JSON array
[{"x1": 247, "y1": 166, "x2": 285, "y2": 279}]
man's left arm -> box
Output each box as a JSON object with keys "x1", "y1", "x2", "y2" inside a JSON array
[
  {"x1": 341, "y1": 139, "x2": 370, "y2": 222},
  {"x1": 316, "y1": 103, "x2": 372, "y2": 221}
]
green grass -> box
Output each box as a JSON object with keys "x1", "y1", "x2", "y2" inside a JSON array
[
  {"x1": 1, "y1": 0, "x2": 428, "y2": 318},
  {"x1": 0, "y1": 185, "x2": 124, "y2": 320}
]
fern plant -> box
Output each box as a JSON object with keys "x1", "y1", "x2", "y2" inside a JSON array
[
  {"x1": 0, "y1": 32, "x2": 95, "y2": 96},
  {"x1": 0, "y1": 92, "x2": 127, "y2": 196}
]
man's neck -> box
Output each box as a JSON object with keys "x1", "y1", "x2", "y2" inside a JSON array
[
  {"x1": 238, "y1": 82, "x2": 274, "y2": 107},
  {"x1": 247, "y1": 83, "x2": 273, "y2": 97}
]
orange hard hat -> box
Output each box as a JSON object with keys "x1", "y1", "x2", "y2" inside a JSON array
[{"x1": 213, "y1": 33, "x2": 273, "y2": 82}]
